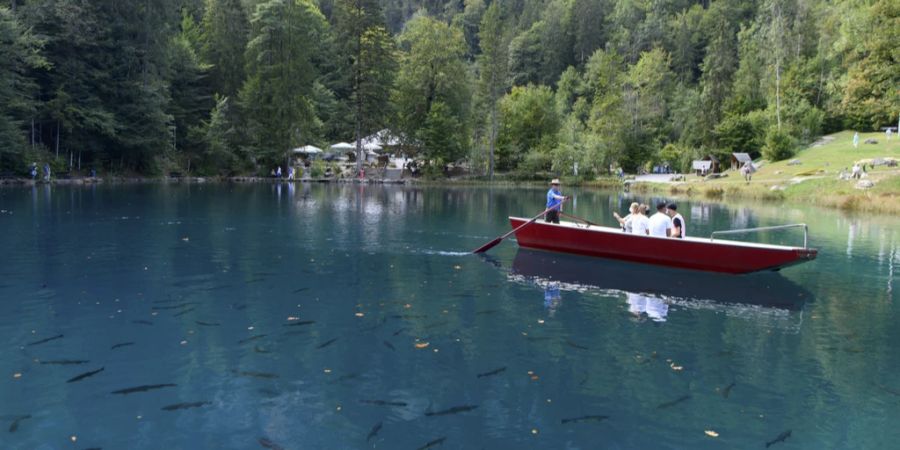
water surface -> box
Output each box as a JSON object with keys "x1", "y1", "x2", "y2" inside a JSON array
[{"x1": 1, "y1": 183, "x2": 898, "y2": 449}]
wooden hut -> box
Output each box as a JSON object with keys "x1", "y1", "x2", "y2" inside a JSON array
[{"x1": 731, "y1": 152, "x2": 752, "y2": 170}]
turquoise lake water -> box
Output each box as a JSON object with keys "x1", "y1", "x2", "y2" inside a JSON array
[{"x1": 1, "y1": 183, "x2": 898, "y2": 449}]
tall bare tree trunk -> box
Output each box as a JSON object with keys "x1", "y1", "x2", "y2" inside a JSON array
[{"x1": 354, "y1": 1, "x2": 363, "y2": 176}]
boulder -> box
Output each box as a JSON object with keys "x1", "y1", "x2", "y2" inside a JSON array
[
  {"x1": 864, "y1": 138, "x2": 878, "y2": 144},
  {"x1": 855, "y1": 180, "x2": 874, "y2": 189}
]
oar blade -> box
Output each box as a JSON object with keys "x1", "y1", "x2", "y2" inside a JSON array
[{"x1": 472, "y1": 237, "x2": 503, "y2": 254}]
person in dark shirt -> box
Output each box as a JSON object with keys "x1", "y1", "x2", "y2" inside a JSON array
[{"x1": 666, "y1": 203, "x2": 686, "y2": 238}]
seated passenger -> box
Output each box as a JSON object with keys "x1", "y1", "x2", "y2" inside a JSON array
[
  {"x1": 613, "y1": 202, "x2": 639, "y2": 233},
  {"x1": 666, "y1": 203, "x2": 685, "y2": 238},
  {"x1": 648, "y1": 202, "x2": 673, "y2": 237},
  {"x1": 630, "y1": 204, "x2": 650, "y2": 235}
]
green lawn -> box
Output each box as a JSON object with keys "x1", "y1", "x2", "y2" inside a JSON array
[{"x1": 638, "y1": 130, "x2": 900, "y2": 214}]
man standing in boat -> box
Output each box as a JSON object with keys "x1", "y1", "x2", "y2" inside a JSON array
[
  {"x1": 545, "y1": 179, "x2": 567, "y2": 224},
  {"x1": 648, "y1": 202, "x2": 673, "y2": 237},
  {"x1": 667, "y1": 203, "x2": 685, "y2": 238}
]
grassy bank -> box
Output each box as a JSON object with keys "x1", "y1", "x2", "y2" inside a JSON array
[{"x1": 630, "y1": 131, "x2": 900, "y2": 214}]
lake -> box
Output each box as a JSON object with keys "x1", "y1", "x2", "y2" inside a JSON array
[{"x1": 1, "y1": 182, "x2": 898, "y2": 449}]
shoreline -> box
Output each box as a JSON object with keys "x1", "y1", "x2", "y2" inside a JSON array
[{"x1": 3, "y1": 174, "x2": 897, "y2": 215}]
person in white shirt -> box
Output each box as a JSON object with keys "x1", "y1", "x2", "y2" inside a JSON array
[
  {"x1": 648, "y1": 202, "x2": 673, "y2": 237},
  {"x1": 666, "y1": 202, "x2": 686, "y2": 238},
  {"x1": 613, "y1": 202, "x2": 639, "y2": 233},
  {"x1": 630, "y1": 205, "x2": 650, "y2": 235}
]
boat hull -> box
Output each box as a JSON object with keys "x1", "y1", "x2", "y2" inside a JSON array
[{"x1": 509, "y1": 217, "x2": 817, "y2": 274}]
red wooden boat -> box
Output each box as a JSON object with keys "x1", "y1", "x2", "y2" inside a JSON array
[{"x1": 508, "y1": 217, "x2": 817, "y2": 274}]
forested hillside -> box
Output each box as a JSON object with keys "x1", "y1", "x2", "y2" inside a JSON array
[{"x1": 0, "y1": 0, "x2": 897, "y2": 177}]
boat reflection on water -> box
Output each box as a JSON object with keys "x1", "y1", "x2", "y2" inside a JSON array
[{"x1": 510, "y1": 249, "x2": 812, "y2": 326}]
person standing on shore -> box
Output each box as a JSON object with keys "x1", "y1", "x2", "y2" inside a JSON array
[
  {"x1": 545, "y1": 179, "x2": 567, "y2": 224},
  {"x1": 853, "y1": 132, "x2": 859, "y2": 149}
]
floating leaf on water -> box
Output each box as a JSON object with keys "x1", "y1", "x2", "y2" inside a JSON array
[
  {"x1": 415, "y1": 342, "x2": 430, "y2": 349},
  {"x1": 705, "y1": 430, "x2": 719, "y2": 437}
]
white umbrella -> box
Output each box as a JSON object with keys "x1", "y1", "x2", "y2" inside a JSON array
[
  {"x1": 363, "y1": 142, "x2": 382, "y2": 151},
  {"x1": 330, "y1": 142, "x2": 355, "y2": 150},
  {"x1": 292, "y1": 145, "x2": 322, "y2": 154}
]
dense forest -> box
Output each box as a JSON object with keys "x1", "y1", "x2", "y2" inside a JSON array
[{"x1": 0, "y1": 0, "x2": 897, "y2": 178}]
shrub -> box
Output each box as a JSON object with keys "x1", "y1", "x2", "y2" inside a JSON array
[
  {"x1": 310, "y1": 160, "x2": 325, "y2": 178},
  {"x1": 762, "y1": 127, "x2": 796, "y2": 162}
]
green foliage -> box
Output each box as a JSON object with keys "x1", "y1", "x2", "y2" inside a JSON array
[
  {"x1": 1, "y1": 0, "x2": 893, "y2": 177},
  {"x1": 715, "y1": 113, "x2": 765, "y2": 156},
  {"x1": 240, "y1": 0, "x2": 329, "y2": 168},
  {"x1": 0, "y1": 7, "x2": 45, "y2": 168},
  {"x1": 762, "y1": 126, "x2": 796, "y2": 162},
  {"x1": 393, "y1": 15, "x2": 470, "y2": 167},
  {"x1": 840, "y1": 0, "x2": 900, "y2": 130},
  {"x1": 496, "y1": 84, "x2": 560, "y2": 171},
  {"x1": 200, "y1": 0, "x2": 249, "y2": 97},
  {"x1": 334, "y1": 0, "x2": 396, "y2": 169}
]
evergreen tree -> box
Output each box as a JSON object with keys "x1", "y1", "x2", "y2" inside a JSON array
[
  {"x1": 333, "y1": 0, "x2": 396, "y2": 174},
  {"x1": 239, "y1": 0, "x2": 330, "y2": 169},
  {"x1": 200, "y1": 0, "x2": 250, "y2": 97},
  {"x1": 393, "y1": 15, "x2": 470, "y2": 168},
  {"x1": 0, "y1": 6, "x2": 45, "y2": 170},
  {"x1": 476, "y1": 0, "x2": 508, "y2": 179}
]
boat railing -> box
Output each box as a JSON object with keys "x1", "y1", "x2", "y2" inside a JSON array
[{"x1": 710, "y1": 223, "x2": 809, "y2": 249}]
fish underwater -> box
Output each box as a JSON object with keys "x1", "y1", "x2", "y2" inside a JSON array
[
  {"x1": 258, "y1": 437, "x2": 285, "y2": 450},
  {"x1": 415, "y1": 437, "x2": 447, "y2": 450},
  {"x1": 425, "y1": 405, "x2": 478, "y2": 416},
  {"x1": 765, "y1": 430, "x2": 792, "y2": 448},
  {"x1": 233, "y1": 370, "x2": 279, "y2": 379},
  {"x1": 67, "y1": 367, "x2": 105, "y2": 383},
  {"x1": 366, "y1": 421, "x2": 383, "y2": 443},
  {"x1": 111, "y1": 383, "x2": 177, "y2": 395},
  {"x1": 27, "y1": 334, "x2": 63, "y2": 346},
  {"x1": 238, "y1": 335, "x2": 267, "y2": 344},
  {"x1": 161, "y1": 401, "x2": 211, "y2": 411},
  {"x1": 561, "y1": 415, "x2": 609, "y2": 424},
  {"x1": 657, "y1": 395, "x2": 691, "y2": 409},
  {"x1": 721, "y1": 382, "x2": 736, "y2": 398},
  {"x1": 476, "y1": 367, "x2": 507, "y2": 378},
  {"x1": 359, "y1": 399, "x2": 407, "y2": 407},
  {"x1": 39, "y1": 359, "x2": 89, "y2": 365},
  {"x1": 7, "y1": 414, "x2": 31, "y2": 433},
  {"x1": 316, "y1": 338, "x2": 339, "y2": 349}
]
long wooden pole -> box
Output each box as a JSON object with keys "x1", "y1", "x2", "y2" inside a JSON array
[{"x1": 472, "y1": 200, "x2": 567, "y2": 254}]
